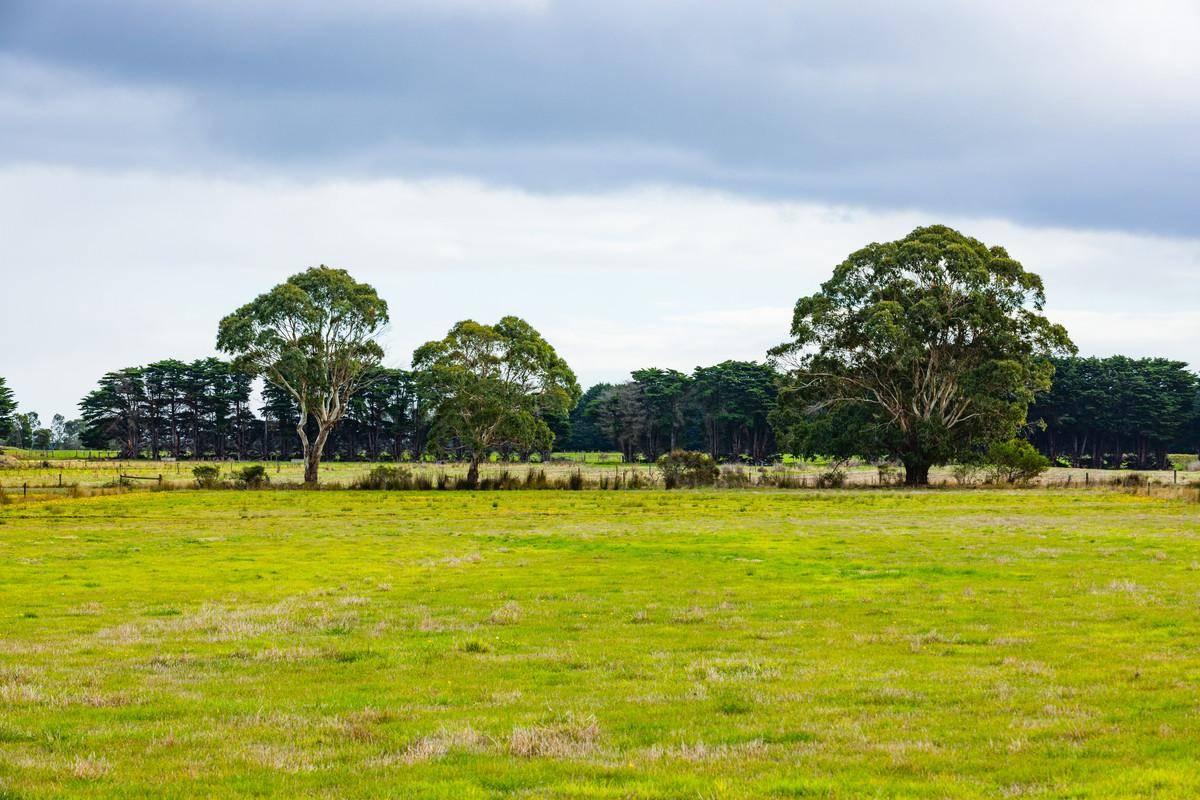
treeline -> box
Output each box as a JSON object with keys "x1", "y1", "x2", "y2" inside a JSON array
[
  {"x1": 1028, "y1": 356, "x2": 1199, "y2": 469},
  {"x1": 0, "y1": 375, "x2": 83, "y2": 451},
  {"x1": 77, "y1": 360, "x2": 426, "y2": 461},
  {"x1": 70, "y1": 357, "x2": 780, "y2": 463},
  {"x1": 5, "y1": 344, "x2": 1199, "y2": 472},
  {"x1": 564, "y1": 361, "x2": 778, "y2": 462}
]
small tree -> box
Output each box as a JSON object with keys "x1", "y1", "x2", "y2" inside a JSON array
[
  {"x1": 657, "y1": 450, "x2": 720, "y2": 488},
  {"x1": 771, "y1": 226, "x2": 1074, "y2": 486},
  {"x1": 217, "y1": 267, "x2": 388, "y2": 484},
  {"x1": 984, "y1": 439, "x2": 1051, "y2": 485},
  {"x1": 413, "y1": 317, "x2": 580, "y2": 487}
]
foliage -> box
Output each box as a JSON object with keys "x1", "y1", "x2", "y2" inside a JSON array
[
  {"x1": 581, "y1": 361, "x2": 778, "y2": 463},
  {"x1": 561, "y1": 383, "x2": 615, "y2": 451},
  {"x1": 0, "y1": 376, "x2": 15, "y2": 440},
  {"x1": 984, "y1": 438, "x2": 1051, "y2": 485},
  {"x1": 217, "y1": 266, "x2": 389, "y2": 483},
  {"x1": 413, "y1": 316, "x2": 580, "y2": 486},
  {"x1": 354, "y1": 465, "x2": 416, "y2": 490},
  {"x1": 80, "y1": 359, "x2": 253, "y2": 459},
  {"x1": 630, "y1": 367, "x2": 691, "y2": 454},
  {"x1": 657, "y1": 449, "x2": 720, "y2": 488},
  {"x1": 191, "y1": 464, "x2": 221, "y2": 488},
  {"x1": 770, "y1": 225, "x2": 1074, "y2": 485},
  {"x1": 236, "y1": 464, "x2": 270, "y2": 488},
  {"x1": 689, "y1": 361, "x2": 777, "y2": 461},
  {"x1": 1027, "y1": 356, "x2": 1199, "y2": 469}
]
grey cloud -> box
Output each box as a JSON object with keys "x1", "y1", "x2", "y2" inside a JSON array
[{"x1": 1, "y1": 1, "x2": 1199, "y2": 233}]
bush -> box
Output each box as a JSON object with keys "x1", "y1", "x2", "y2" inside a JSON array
[
  {"x1": 951, "y1": 462, "x2": 981, "y2": 486},
  {"x1": 354, "y1": 465, "x2": 414, "y2": 490},
  {"x1": 192, "y1": 465, "x2": 221, "y2": 489},
  {"x1": 815, "y1": 468, "x2": 847, "y2": 489},
  {"x1": 236, "y1": 464, "x2": 269, "y2": 488},
  {"x1": 984, "y1": 439, "x2": 1050, "y2": 485},
  {"x1": 657, "y1": 450, "x2": 720, "y2": 489},
  {"x1": 877, "y1": 463, "x2": 899, "y2": 486}
]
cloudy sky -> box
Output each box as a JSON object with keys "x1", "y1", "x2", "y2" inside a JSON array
[{"x1": 2, "y1": 0, "x2": 1198, "y2": 418}]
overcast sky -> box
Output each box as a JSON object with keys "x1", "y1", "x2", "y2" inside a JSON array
[{"x1": 2, "y1": 0, "x2": 1198, "y2": 418}]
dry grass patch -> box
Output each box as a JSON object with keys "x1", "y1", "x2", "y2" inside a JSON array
[
  {"x1": 509, "y1": 713, "x2": 601, "y2": 758},
  {"x1": 643, "y1": 739, "x2": 770, "y2": 762},
  {"x1": 69, "y1": 753, "x2": 110, "y2": 780},
  {"x1": 488, "y1": 600, "x2": 522, "y2": 625},
  {"x1": 371, "y1": 726, "x2": 488, "y2": 766}
]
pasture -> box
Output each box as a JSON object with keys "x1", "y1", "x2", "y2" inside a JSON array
[{"x1": 2, "y1": 489, "x2": 1199, "y2": 798}]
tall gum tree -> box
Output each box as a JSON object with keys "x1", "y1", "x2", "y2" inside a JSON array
[
  {"x1": 413, "y1": 316, "x2": 580, "y2": 487},
  {"x1": 770, "y1": 225, "x2": 1075, "y2": 486},
  {"x1": 217, "y1": 267, "x2": 388, "y2": 484}
]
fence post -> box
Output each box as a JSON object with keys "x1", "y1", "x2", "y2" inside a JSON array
[
  {"x1": 23, "y1": 482, "x2": 27, "y2": 497},
  {"x1": 1085, "y1": 472, "x2": 1089, "y2": 486},
  {"x1": 58, "y1": 472, "x2": 63, "y2": 487},
  {"x1": 158, "y1": 474, "x2": 163, "y2": 488},
  {"x1": 1174, "y1": 469, "x2": 1178, "y2": 485}
]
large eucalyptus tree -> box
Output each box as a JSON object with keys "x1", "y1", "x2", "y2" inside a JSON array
[
  {"x1": 217, "y1": 267, "x2": 388, "y2": 484},
  {"x1": 770, "y1": 225, "x2": 1074, "y2": 485},
  {"x1": 413, "y1": 316, "x2": 579, "y2": 487}
]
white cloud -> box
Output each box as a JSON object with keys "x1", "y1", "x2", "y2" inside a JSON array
[{"x1": 0, "y1": 165, "x2": 1196, "y2": 417}]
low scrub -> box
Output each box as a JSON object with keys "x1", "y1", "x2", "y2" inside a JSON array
[
  {"x1": 658, "y1": 450, "x2": 720, "y2": 489},
  {"x1": 192, "y1": 465, "x2": 222, "y2": 489},
  {"x1": 236, "y1": 465, "x2": 270, "y2": 489},
  {"x1": 984, "y1": 439, "x2": 1051, "y2": 485}
]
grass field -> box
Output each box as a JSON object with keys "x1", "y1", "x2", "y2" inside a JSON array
[{"x1": 2, "y1": 489, "x2": 1199, "y2": 798}]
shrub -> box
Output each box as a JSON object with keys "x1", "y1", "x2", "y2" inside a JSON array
[
  {"x1": 354, "y1": 465, "x2": 414, "y2": 490},
  {"x1": 566, "y1": 469, "x2": 585, "y2": 491},
  {"x1": 657, "y1": 450, "x2": 720, "y2": 489},
  {"x1": 984, "y1": 439, "x2": 1050, "y2": 485},
  {"x1": 719, "y1": 466, "x2": 753, "y2": 488},
  {"x1": 877, "y1": 463, "x2": 899, "y2": 486},
  {"x1": 236, "y1": 464, "x2": 270, "y2": 488},
  {"x1": 816, "y1": 468, "x2": 847, "y2": 489},
  {"x1": 192, "y1": 465, "x2": 221, "y2": 488},
  {"x1": 951, "y1": 462, "x2": 981, "y2": 486}
]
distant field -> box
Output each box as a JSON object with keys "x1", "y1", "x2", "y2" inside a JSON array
[
  {"x1": 1, "y1": 455, "x2": 1195, "y2": 498},
  {"x1": 2, "y1": 489, "x2": 1199, "y2": 798},
  {"x1": 0, "y1": 448, "x2": 117, "y2": 461}
]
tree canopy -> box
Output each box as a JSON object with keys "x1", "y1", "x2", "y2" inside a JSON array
[
  {"x1": 770, "y1": 225, "x2": 1074, "y2": 484},
  {"x1": 1028, "y1": 356, "x2": 1198, "y2": 468},
  {"x1": 217, "y1": 267, "x2": 388, "y2": 483},
  {"x1": 413, "y1": 316, "x2": 579, "y2": 486},
  {"x1": 577, "y1": 361, "x2": 778, "y2": 462}
]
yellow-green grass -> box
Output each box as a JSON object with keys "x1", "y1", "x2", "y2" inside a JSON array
[{"x1": 1, "y1": 490, "x2": 1199, "y2": 798}]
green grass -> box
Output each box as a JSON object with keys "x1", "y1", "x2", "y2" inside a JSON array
[
  {"x1": 0, "y1": 447, "x2": 117, "y2": 460},
  {"x1": 551, "y1": 452, "x2": 626, "y2": 464},
  {"x1": 1, "y1": 489, "x2": 1199, "y2": 798}
]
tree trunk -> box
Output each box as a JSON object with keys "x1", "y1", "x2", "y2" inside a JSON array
[
  {"x1": 303, "y1": 424, "x2": 332, "y2": 484},
  {"x1": 903, "y1": 457, "x2": 931, "y2": 486}
]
